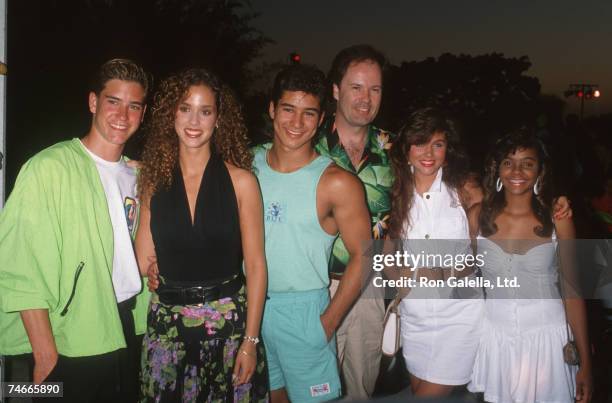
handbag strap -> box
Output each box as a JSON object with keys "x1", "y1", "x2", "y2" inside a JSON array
[
  {"x1": 556, "y1": 242, "x2": 574, "y2": 343},
  {"x1": 390, "y1": 292, "x2": 401, "y2": 313}
]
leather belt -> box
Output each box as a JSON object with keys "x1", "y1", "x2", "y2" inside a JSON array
[{"x1": 157, "y1": 276, "x2": 243, "y2": 306}]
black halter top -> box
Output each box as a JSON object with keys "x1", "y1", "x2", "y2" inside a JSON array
[{"x1": 150, "y1": 153, "x2": 243, "y2": 285}]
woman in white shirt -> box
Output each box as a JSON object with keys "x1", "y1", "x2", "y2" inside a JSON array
[{"x1": 387, "y1": 107, "x2": 484, "y2": 396}]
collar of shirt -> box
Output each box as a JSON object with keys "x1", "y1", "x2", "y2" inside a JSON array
[
  {"x1": 422, "y1": 167, "x2": 444, "y2": 195},
  {"x1": 317, "y1": 115, "x2": 392, "y2": 173}
]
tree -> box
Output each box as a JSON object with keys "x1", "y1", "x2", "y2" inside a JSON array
[
  {"x1": 7, "y1": 0, "x2": 270, "y2": 191},
  {"x1": 378, "y1": 53, "x2": 541, "y2": 169}
]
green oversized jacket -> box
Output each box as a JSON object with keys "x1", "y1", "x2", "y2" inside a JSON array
[{"x1": 0, "y1": 139, "x2": 150, "y2": 357}]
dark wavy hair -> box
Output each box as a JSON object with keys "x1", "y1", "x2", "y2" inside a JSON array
[
  {"x1": 270, "y1": 64, "x2": 327, "y2": 107},
  {"x1": 480, "y1": 128, "x2": 554, "y2": 237},
  {"x1": 139, "y1": 68, "x2": 252, "y2": 201},
  {"x1": 389, "y1": 108, "x2": 470, "y2": 238}
]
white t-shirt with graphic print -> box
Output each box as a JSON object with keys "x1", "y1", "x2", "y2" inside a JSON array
[{"x1": 80, "y1": 141, "x2": 141, "y2": 303}]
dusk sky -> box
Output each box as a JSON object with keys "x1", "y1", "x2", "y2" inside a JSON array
[{"x1": 252, "y1": 1, "x2": 612, "y2": 116}]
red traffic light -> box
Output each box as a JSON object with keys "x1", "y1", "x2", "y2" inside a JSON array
[{"x1": 577, "y1": 90, "x2": 584, "y2": 98}]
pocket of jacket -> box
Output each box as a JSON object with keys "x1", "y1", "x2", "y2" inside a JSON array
[{"x1": 60, "y1": 262, "x2": 85, "y2": 316}]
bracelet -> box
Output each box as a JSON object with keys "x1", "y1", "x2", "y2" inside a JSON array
[
  {"x1": 244, "y1": 335, "x2": 260, "y2": 345},
  {"x1": 240, "y1": 349, "x2": 255, "y2": 357}
]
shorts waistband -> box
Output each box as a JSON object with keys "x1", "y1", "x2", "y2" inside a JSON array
[{"x1": 266, "y1": 288, "x2": 329, "y2": 304}]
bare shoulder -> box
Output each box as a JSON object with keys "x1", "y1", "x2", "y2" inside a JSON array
[
  {"x1": 319, "y1": 163, "x2": 363, "y2": 194},
  {"x1": 224, "y1": 162, "x2": 260, "y2": 197}
]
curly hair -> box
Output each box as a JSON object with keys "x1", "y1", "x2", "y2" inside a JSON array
[
  {"x1": 480, "y1": 128, "x2": 554, "y2": 237},
  {"x1": 139, "y1": 68, "x2": 252, "y2": 201},
  {"x1": 388, "y1": 108, "x2": 470, "y2": 238}
]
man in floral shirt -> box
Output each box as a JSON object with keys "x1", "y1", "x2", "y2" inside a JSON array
[{"x1": 314, "y1": 44, "x2": 392, "y2": 398}]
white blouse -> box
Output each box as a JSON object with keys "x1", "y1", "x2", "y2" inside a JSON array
[{"x1": 402, "y1": 168, "x2": 469, "y2": 240}]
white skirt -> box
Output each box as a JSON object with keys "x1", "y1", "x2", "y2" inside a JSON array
[
  {"x1": 468, "y1": 299, "x2": 577, "y2": 402},
  {"x1": 400, "y1": 298, "x2": 484, "y2": 385}
]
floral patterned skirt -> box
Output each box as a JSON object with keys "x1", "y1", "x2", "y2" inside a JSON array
[{"x1": 140, "y1": 287, "x2": 269, "y2": 402}]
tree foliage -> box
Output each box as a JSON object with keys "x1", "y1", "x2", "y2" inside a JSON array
[
  {"x1": 33, "y1": 0, "x2": 270, "y2": 92},
  {"x1": 378, "y1": 53, "x2": 542, "y2": 168},
  {"x1": 7, "y1": 0, "x2": 270, "y2": 190}
]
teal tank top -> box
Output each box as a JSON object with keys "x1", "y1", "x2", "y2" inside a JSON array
[{"x1": 253, "y1": 145, "x2": 337, "y2": 292}]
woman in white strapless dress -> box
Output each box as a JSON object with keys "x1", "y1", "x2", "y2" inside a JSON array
[
  {"x1": 467, "y1": 129, "x2": 592, "y2": 403},
  {"x1": 387, "y1": 108, "x2": 484, "y2": 396}
]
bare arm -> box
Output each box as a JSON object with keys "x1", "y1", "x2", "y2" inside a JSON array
[
  {"x1": 229, "y1": 167, "x2": 267, "y2": 384},
  {"x1": 467, "y1": 202, "x2": 482, "y2": 252},
  {"x1": 20, "y1": 309, "x2": 57, "y2": 383},
  {"x1": 460, "y1": 173, "x2": 483, "y2": 210},
  {"x1": 553, "y1": 196, "x2": 573, "y2": 221},
  {"x1": 555, "y1": 217, "x2": 592, "y2": 402},
  {"x1": 320, "y1": 168, "x2": 371, "y2": 339},
  {"x1": 135, "y1": 198, "x2": 157, "y2": 278}
]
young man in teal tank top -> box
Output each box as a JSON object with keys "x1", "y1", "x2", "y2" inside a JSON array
[{"x1": 254, "y1": 65, "x2": 371, "y2": 402}]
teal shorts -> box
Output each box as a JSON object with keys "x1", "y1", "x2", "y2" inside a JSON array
[{"x1": 262, "y1": 288, "x2": 341, "y2": 402}]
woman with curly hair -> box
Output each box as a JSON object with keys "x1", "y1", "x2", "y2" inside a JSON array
[
  {"x1": 136, "y1": 68, "x2": 269, "y2": 402},
  {"x1": 468, "y1": 129, "x2": 592, "y2": 403},
  {"x1": 386, "y1": 107, "x2": 485, "y2": 397}
]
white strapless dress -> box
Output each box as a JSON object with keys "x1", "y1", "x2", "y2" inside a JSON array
[{"x1": 468, "y1": 237, "x2": 578, "y2": 403}]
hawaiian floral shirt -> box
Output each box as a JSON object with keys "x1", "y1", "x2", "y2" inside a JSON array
[{"x1": 315, "y1": 116, "x2": 394, "y2": 275}]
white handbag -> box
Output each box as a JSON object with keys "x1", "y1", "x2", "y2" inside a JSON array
[{"x1": 381, "y1": 295, "x2": 401, "y2": 357}]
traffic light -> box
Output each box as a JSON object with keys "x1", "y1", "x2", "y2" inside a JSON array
[
  {"x1": 289, "y1": 52, "x2": 301, "y2": 65},
  {"x1": 565, "y1": 83, "x2": 602, "y2": 119},
  {"x1": 564, "y1": 84, "x2": 601, "y2": 100}
]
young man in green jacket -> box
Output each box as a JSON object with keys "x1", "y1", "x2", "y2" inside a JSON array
[{"x1": 0, "y1": 59, "x2": 149, "y2": 402}]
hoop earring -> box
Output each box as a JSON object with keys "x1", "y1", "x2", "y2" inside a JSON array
[
  {"x1": 496, "y1": 177, "x2": 503, "y2": 192},
  {"x1": 533, "y1": 177, "x2": 541, "y2": 195},
  {"x1": 409, "y1": 164, "x2": 414, "y2": 174}
]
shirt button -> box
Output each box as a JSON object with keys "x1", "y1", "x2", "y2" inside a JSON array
[
  {"x1": 425, "y1": 234, "x2": 430, "y2": 239},
  {"x1": 425, "y1": 194, "x2": 430, "y2": 200}
]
